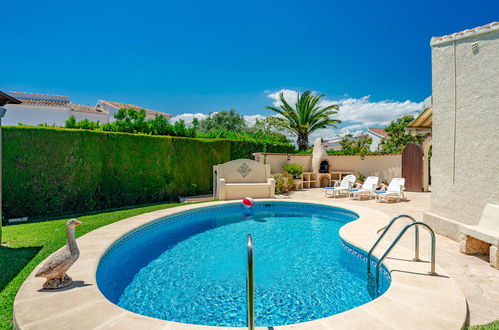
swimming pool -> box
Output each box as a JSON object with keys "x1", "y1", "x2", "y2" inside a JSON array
[{"x1": 97, "y1": 202, "x2": 390, "y2": 327}]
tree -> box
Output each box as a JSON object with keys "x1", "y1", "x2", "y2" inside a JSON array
[
  {"x1": 101, "y1": 108, "x2": 149, "y2": 134},
  {"x1": 249, "y1": 116, "x2": 291, "y2": 144},
  {"x1": 266, "y1": 91, "x2": 341, "y2": 150},
  {"x1": 252, "y1": 116, "x2": 290, "y2": 134},
  {"x1": 378, "y1": 115, "x2": 425, "y2": 153},
  {"x1": 339, "y1": 134, "x2": 373, "y2": 154},
  {"x1": 198, "y1": 109, "x2": 247, "y2": 132}
]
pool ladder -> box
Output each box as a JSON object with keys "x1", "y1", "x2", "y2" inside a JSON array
[
  {"x1": 366, "y1": 215, "x2": 437, "y2": 297},
  {"x1": 247, "y1": 234, "x2": 255, "y2": 330}
]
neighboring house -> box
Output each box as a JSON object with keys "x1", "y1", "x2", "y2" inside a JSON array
[
  {"x1": 1, "y1": 91, "x2": 172, "y2": 126},
  {"x1": 367, "y1": 128, "x2": 388, "y2": 151},
  {"x1": 322, "y1": 137, "x2": 342, "y2": 151},
  {"x1": 3, "y1": 92, "x2": 71, "y2": 126},
  {"x1": 324, "y1": 130, "x2": 387, "y2": 152},
  {"x1": 70, "y1": 103, "x2": 109, "y2": 123},
  {"x1": 424, "y1": 22, "x2": 499, "y2": 240},
  {"x1": 96, "y1": 100, "x2": 171, "y2": 121}
]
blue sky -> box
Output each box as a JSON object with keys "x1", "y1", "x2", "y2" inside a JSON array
[{"x1": 2, "y1": 0, "x2": 498, "y2": 137}]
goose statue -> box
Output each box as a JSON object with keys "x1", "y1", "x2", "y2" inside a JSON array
[{"x1": 35, "y1": 219, "x2": 83, "y2": 289}]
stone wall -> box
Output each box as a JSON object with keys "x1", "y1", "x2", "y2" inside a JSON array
[{"x1": 427, "y1": 27, "x2": 499, "y2": 237}]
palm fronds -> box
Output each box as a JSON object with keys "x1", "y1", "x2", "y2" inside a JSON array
[{"x1": 266, "y1": 90, "x2": 341, "y2": 150}]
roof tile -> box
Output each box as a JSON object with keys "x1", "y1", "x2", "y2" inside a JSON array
[
  {"x1": 431, "y1": 22, "x2": 499, "y2": 45},
  {"x1": 368, "y1": 128, "x2": 388, "y2": 138},
  {"x1": 71, "y1": 103, "x2": 108, "y2": 114},
  {"x1": 100, "y1": 100, "x2": 171, "y2": 119}
]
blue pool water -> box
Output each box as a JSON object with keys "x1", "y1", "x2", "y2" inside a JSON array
[{"x1": 97, "y1": 202, "x2": 390, "y2": 327}]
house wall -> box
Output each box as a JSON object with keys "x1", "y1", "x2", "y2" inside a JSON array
[
  {"x1": 426, "y1": 28, "x2": 499, "y2": 240},
  {"x1": 253, "y1": 153, "x2": 401, "y2": 182},
  {"x1": 96, "y1": 102, "x2": 118, "y2": 122},
  {"x1": 71, "y1": 111, "x2": 109, "y2": 123},
  {"x1": 3, "y1": 104, "x2": 70, "y2": 126},
  {"x1": 368, "y1": 132, "x2": 383, "y2": 151}
]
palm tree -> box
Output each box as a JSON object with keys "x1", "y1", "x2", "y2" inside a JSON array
[{"x1": 266, "y1": 91, "x2": 341, "y2": 150}]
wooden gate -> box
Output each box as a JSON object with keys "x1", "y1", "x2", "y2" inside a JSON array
[{"x1": 402, "y1": 144, "x2": 424, "y2": 192}]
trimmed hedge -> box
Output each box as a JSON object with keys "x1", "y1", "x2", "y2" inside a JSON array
[{"x1": 2, "y1": 127, "x2": 294, "y2": 219}]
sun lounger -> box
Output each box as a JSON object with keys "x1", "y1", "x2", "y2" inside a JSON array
[
  {"x1": 349, "y1": 176, "x2": 379, "y2": 200},
  {"x1": 324, "y1": 175, "x2": 356, "y2": 198},
  {"x1": 375, "y1": 178, "x2": 406, "y2": 202}
]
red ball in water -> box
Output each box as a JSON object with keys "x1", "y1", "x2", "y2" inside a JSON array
[{"x1": 242, "y1": 197, "x2": 254, "y2": 208}]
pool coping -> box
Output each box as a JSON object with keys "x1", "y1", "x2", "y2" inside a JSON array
[{"x1": 13, "y1": 199, "x2": 468, "y2": 330}]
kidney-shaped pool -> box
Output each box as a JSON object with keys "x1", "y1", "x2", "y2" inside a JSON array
[{"x1": 97, "y1": 202, "x2": 390, "y2": 327}]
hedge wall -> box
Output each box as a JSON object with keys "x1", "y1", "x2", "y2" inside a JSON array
[{"x1": 2, "y1": 127, "x2": 294, "y2": 219}]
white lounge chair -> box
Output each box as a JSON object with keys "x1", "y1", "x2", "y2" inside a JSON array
[
  {"x1": 375, "y1": 178, "x2": 406, "y2": 202},
  {"x1": 324, "y1": 175, "x2": 356, "y2": 198},
  {"x1": 349, "y1": 176, "x2": 379, "y2": 200}
]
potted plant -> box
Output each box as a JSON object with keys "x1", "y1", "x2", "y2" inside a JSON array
[
  {"x1": 356, "y1": 172, "x2": 366, "y2": 184},
  {"x1": 283, "y1": 163, "x2": 305, "y2": 179}
]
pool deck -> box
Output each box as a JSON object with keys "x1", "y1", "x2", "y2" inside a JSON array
[
  {"x1": 286, "y1": 189, "x2": 499, "y2": 326},
  {"x1": 13, "y1": 195, "x2": 475, "y2": 329}
]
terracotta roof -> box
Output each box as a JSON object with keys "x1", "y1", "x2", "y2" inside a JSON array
[
  {"x1": 9, "y1": 91, "x2": 70, "y2": 107},
  {"x1": 431, "y1": 22, "x2": 499, "y2": 45},
  {"x1": 99, "y1": 100, "x2": 171, "y2": 119},
  {"x1": 407, "y1": 106, "x2": 432, "y2": 128},
  {"x1": 368, "y1": 128, "x2": 388, "y2": 138},
  {"x1": 71, "y1": 103, "x2": 109, "y2": 114}
]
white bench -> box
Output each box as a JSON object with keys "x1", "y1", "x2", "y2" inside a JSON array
[
  {"x1": 459, "y1": 204, "x2": 499, "y2": 269},
  {"x1": 213, "y1": 159, "x2": 275, "y2": 200}
]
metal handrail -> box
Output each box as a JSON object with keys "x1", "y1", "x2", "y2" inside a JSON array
[
  {"x1": 367, "y1": 215, "x2": 419, "y2": 274},
  {"x1": 375, "y1": 222, "x2": 437, "y2": 294},
  {"x1": 247, "y1": 234, "x2": 255, "y2": 330}
]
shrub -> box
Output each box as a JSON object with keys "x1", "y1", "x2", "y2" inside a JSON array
[
  {"x1": 2, "y1": 127, "x2": 293, "y2": 219},
  {"x1": 66, "y1": 115, "x2": 101, "y2": 130},
  {"x1": 282, "y1": 163, "x2": 304, "y2": 178},
  {"x1": 273, "y1": 173, "x2": 294, "y2": 194},
  {"x1": 356, "y1": 172, "x2": 366, "y2": 182}
]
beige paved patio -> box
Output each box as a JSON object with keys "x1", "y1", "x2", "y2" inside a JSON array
[{"x1": 284, "y1": 189, "x2": 499, "y2": 326}]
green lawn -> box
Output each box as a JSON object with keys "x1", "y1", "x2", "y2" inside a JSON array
[
  {"x1": 0, "y1": 201, "x2": 192, "y2": 330},
  {"x1": 466, "y1": 321, "x2": 499, "y2": 330}
]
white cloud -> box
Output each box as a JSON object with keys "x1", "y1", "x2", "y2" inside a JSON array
[
  {"x1": 267, "y1": 89, "x2": 300, "y2": 107},
  {"x1": 266, "y1": 89, "x2": 424, "y2": 139},
  {"x1": 243, "y1": 114, "x2": 265, "y2": 126},
  {"x1": 170, "y1": 113, "x2": 208, "y2": 125},
  {"x1": 332, "y1": 96, "x2": 423, "y2": 127}
]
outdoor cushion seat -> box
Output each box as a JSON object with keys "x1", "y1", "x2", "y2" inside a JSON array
[{"x1": 213, "y1": 159, "x2": 275, "y2": 200}]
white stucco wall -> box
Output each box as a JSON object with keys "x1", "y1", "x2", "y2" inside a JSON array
[
  {"x1": 96, "y1": 102, "x2": 118, "y2": 122},
  {"x1": 368, "y1": 132, "x2": 383, "y2": 151},
  {"x1": 3, "y1": 104, "x2": 70, "y2": 126},
  {"x1": 71, "y1": 111, "x2": 109, "y2": 123},
  {"x1": 253, "y1": 153, "x2": 401, "y2": 182},
  {"x1": 429, "y1": 28, "x2": 499, "y2": 229}
]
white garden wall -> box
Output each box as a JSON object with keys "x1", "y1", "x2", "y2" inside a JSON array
[{"x1": 253, "y1": 153, "x2": 401, "y2": 183}]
